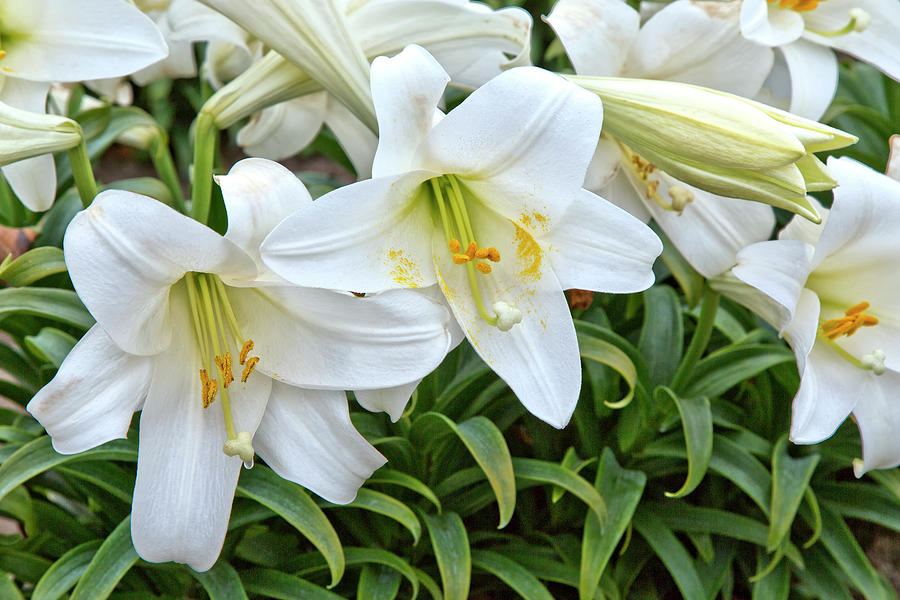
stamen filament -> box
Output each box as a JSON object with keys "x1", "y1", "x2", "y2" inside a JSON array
[
  {"x1": 212, "y1": 275, "x2": 244, "y2": 346},
  {"x1": 431, "y1": 179, "x2": 454, "y2": 244},
  {"x1": 199, "y1": 275, "x2": 237, "y2": 440},
  {"x1": 448, "y1": 177, "x2": 477, "y2": 244},
  {"x1": 465, "y1": 262, "x2": 500, "y2": 325}
]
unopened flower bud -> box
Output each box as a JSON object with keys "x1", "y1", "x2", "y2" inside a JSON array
[{"x1": 0, "y1": 101, "x2": 83, "y2": 167}]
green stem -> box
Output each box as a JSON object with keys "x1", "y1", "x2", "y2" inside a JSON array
[
  {"x1": 190, "y1": 111, "x2": 219, "y2": 224},
  {"x1": 149, "y1": 134, "x2": 186, "y2": 214},
  {"x1": 670, "y1": 285, "x2": 720, "y2": 394},
  {"x1": 68, "y1": 141, "x2": 99, "y2": 209}
]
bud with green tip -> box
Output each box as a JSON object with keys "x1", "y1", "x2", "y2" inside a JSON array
[
  {"x1": 567, "y1": 76, "x2": 857, "y2": 222},
  {"x1": 0, "y1": 101, "x2": 83, "y2": 167}
]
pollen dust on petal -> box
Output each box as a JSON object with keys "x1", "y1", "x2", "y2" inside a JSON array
[
  {"x1": 386, "y1": 249, "x2": 424, "y2": 287},
  {"x1": 513, "y1": 224, "x2": 543, "y2": 282},
  {"x1": 519, "y1": 210, "x2": 551, "y2": 233}
]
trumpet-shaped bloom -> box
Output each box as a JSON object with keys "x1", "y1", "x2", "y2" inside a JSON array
[
  {"x1": 0, "y1": 0, "x2": 167, "y2": 211},
  {"x1": 28, "y1": 159, "x2": 453, "y2": 570},
  {"x1": 261, "y1": 45, "x2": 661, "y2": 428},
  {"x1": 717, "y1": 155, "x2": 900, "y2": 475}
]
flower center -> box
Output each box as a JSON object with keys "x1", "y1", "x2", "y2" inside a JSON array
[
  {"x1": 430, "y1": 175, "x2": 522, "y2": 331},
  {"x1": 818, "y1": 301, "x2": 886, "y2": 375},
  {"x1": 617, "y1": 142, "x2": 693, "y2": 215},
  {"x1": 185, "y1": 272, "x2": 261, "y2": 465},
  {"x1": 767, "y1": 0, "x2": 872, "y2": 36}
]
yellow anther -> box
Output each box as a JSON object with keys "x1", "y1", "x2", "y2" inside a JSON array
[
  {"x1": 476, "y1": 262, "x2": 492, "y2": 274},
  {"x1": 487, "y1": 248, "x2": 501, "y2": 262},
  {"x1": 466, "y1": 242, "x2": 478, "y2": 259},
  {"x1": 448, "y1": 239, "x2": 462, "y2": 253},
  {"x1": 241, "y1": 356, "x2": 259, "y2": 382},
  {"x1": 215, "y1": 352, "x2": 235, "y2": 388},
  {"x1": 474, "y1": 248, "x2": 490, "y2": 259},
  {"x1": 452, "y1": 253, "x2": 471, "y2": 264},
  {"x1": 239, "y1": 340, "x2": 254, "y2": 365},
  {"x1": 821, "y1": 302, "x2": 879, "y2": 340},
  {"x1": 0, "y1": 51, "x2": 5, "y2": 60},
  {"x1": 200, "y1": 369, "x2": 218, "y2": 408},
  {"x1": 770, "y1": 0, "x2": 820, "y2": 10}
]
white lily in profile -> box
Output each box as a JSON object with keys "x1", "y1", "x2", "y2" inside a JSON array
[
  {"x1": 0, "y1": 0, "x2": 167, "y2": 211},
  {"x1": 261, "y1": 45, "x2": 661, "y2": 428},
  {"x1": 740, "y1": 0, "x2": 900, "y2": 119},
  {"x1": 546, "y1": 0, "x2": 776, "y2": 277},
  {"x1": 27, "y1": 158, "x2": 453, "y2": 571},
  {"x1": 715, "y1": 154, "x2": 900, "y2": 475}
]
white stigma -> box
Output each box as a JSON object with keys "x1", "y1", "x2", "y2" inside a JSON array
[
  {"x1": 492, "y1": 301, "x2": 523, "y2": 332},
  {"x1": 861, "y1": 349, "x2": 886, "y2": 375},
  {"x1": 849, "y1": 8, "x2": 870, "y2": 31},
  {"x1": 223, "y1": 430, "x2": 255, "y2": 467}
]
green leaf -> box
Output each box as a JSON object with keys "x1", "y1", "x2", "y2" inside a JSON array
[
  {"x1": 191, "y1": 561, "x2": 249, "y2": 600},
  {"x1": 358, "y1": 564, "x2": 402, "y2": 600},
  {"x1": 413, "y1": 568, "x2": 443, "y2": 600},
  {"x1": 422, "y1": 512, "x2": 470, "y2": 600},
  {"x1": 32, "y1": 540, "x2": 102, "y2": 600},
  {"x1": 651, "y1": 222, "x2": 705, "y2": 307},
  {"x1": 411, "y1": 413, "x2": 515, "y2": 528},
  {"x1": 344, "y1": 548, "x2": 419, "y2": 600},
  {"x1": 551, "y1": 448, "x2": 596, "y2": 503},
  {"x1": 0, "y1": 343, "x2": 39, "y2": 389},
  {"x1": 0, "y1": 288, "x2": 93, "y2": 330},
  {"x1": 0, "y1": 548, "x2": 51, "y2": 583},
  {"x1": 684, "y1": 344, "x2": 794, "y2": 398},
  {"x1": 325, "y1": 489, "x2": 421, "y2": 544},
  {"x1": 513, "y1": 458, "x2": 605, "y2": 524},
  {"x1": 767, "y1": 436, "x2": 819, "y2": 551},
  {"x1": 24, "y1": 328, "x2": 77, "y2": 368},
  {"x1": 237, "y1": 466, "x2": 344, "y2": 587},
  {"x1": 657, "y1": 388, "x2": 712, "y2": 498},
  {"x1": 0, "y1": 437, "x2": 137, "y2": 502},
  {"x1": 817, "y1": 481, "x2": 900, "y2": 533},
  {"x1": 574, "y1": 319, "x2": 650, "y2": 389},
  {"x1": 471, "y1": 550, "x2": 554, "y2": 600},
  {"x1": 240, "y1": 569, "x2": 344, "y2": 600},
  {"x1": 632, "y1": 508, "x2": 705, "y2": 600},
  {"x1": 751, "y1": 549, "x2": 790, "y2": 600},
  {"x1": 0, "y1": 247, "x2": 67, "y2": 287},
  {"x1": 580, "y1": 449, "x2": 645, "y2": 600},
  {"x1": 0, "y1": 571, "x2": 24, "y2": 600},
  {"x1": 70, "y1": 516, "x2": 138, "y2": 600},
  {"x1": 368, "y1": 469, "x2": 441, "y2": 511},
  {"x1": 638, "y1": 285, "x2": 683, "y2": 388},
  {"x1": 577, "y1": 331, "x2": 639, "y2": 408}
]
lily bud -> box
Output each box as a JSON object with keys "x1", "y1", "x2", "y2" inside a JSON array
[
  {"x1": 0, "y1": 101, "x2": 83, "y2": 167},
  {"x1": 568, "y1": 77, "x2": 857, "y2": 222}
]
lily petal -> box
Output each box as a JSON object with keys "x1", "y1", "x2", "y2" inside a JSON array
[
  {"x1": 583, "y1": 137, "x2": 623, "y2": 191},
  {"x1": 0, "y1": 79, "x2": 55, "y2": 212},
  {"x1": 850, "y1": 369, "x2": 900, "y2": 474},
  {"x1": 130, "y1": 298, "x2": 271, "y2": 572},
  {"x1": 732, "y1": 239, "x2": 813, "y2": 331},
  {"x1": 27, "y1": 325, "x2": 151, "y2": 454},
  {"x1": 544, "y1": 0, "x2": 639, "y2": 77},
  {"x1": 740, "y1": 0, "x2": 805, "y2": 46},
  {"x1": 780, "y1": 39, "x2": 838, "y2": 120},
  {"x1": 371, "y1": 45, "x2": 449, "y2": 178},
  {"x1": 261, "y1": 171, "x2": 437, "y2": 292},
  {"x1": 1, "y1": 0, "x2": 167, "y2": 83},
  {"x1": 236, "y1": 94, "x2": 327, "y2": 161},
  {"x1": 323, "y1": 96, "x2": 379, "y2": 178},
  {"x1": 226, "y1": 286, "x2": 451, "y2": 390},
  {"x1": 254, "y1": 384, "x2": 386, "y2": 504},
  {"x1": 354, "y1": 381, "x2": 420, "y2": 422},
  {"x1": 544, "y1": 188, "x2": 660, "y2": 292},
  {"x1": 64, "y1": 191, "x2": 256, "y2": 356}
]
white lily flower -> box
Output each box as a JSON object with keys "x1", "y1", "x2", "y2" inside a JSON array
[
  {"x1": 547, "y1": 0, "x2": 776, "y2": 277},
  {"x1": 260, "y1": 45, "x2": 661, "y2": 428},
  {"x1": 27, "y1": 158, "x2": 453, "y2": 570},
  {"x1": 718, "y1": 155, "x2": 900, "y2": 475},
  {"x1": 740, "y1": 0, "x2": 900, "y2": 118},
  {"x1": 0, "y1": 0, "x2": 167, "y2": 211}
]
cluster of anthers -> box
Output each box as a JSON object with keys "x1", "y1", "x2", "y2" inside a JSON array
[
  {"x1": 621, "y1": 144, "x2": 694, "y2": 215},
  {"x1": 820, "y1": 301, "x2": 886, "y2": 375}
]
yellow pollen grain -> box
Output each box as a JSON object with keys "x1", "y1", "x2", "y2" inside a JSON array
[
  {"x1": 513, "y1": 223, "x2": 543, "y2": 281},
  {"x1": 474, "y1": 248, "x2": 490, "y2": 259},
  {"x1": 215, "y1": 353, "x2": 235, "y2": 388},
  {"x1": 487, "y1": 248, "x2": 501, "y2": 262},
  {"x1": 387, "y1": 249, "x2": 424, "y2": 287},
  {"x1": 452, "y1": 253, "x2": 471, "y2": 264},
  {"x1": 448, "y1": 239, "x2": 462, "y2": 253},
  {"x1": 240, "y1": 340, "x2": 254, "y2": 365},
  {"x1": 466, "y1": 242, "x2": 478, "y2": 259},
  {"x1": 200, "y1": 369, "x2": 218, "y2": 408},
  {"x1": 476, "y1": 262, "x2": 492, "y2": 274},
  {"x1": 821, "y1": 302, "x2": 879, "y2": 340},
  {"x1": 241, "y1": 356, "x2": 259, "y2": 382}
]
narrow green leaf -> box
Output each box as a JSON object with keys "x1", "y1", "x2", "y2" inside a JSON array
[
  {"x1": 0, "y1": 344, "x2": 39, "y2": 388},
  {"x1": 684, "y1": 344, "x2": 793, "y2": 398},
  {"x1": 0, "y1": 572, "x2": 24, "y2": 600},
  {"x1": 326, "y1": 489, "x2": 421, "y2": 544},
  {"x1": 632, "y1": 508, "x2": 705, "y2": 600},
  {"x1": 551, "y1": 448, "x2": 596, "y2": 503},
  {"x1": 0, "y1": 548, "x2": 51, "y2": 582},
  {"x1": 0, "y1": 288, "x2": 93, "y2": 329},
  {"x1": 191, "y1": 561, "x2": 248, "y2": 600},
  {"x1": 657, "y1": 388, "x2": 712, "y2": 498},
  {"x1": 751, "y1": 549, "x2": 790, "y2": 600},
  {"x1": 24, "y1": 328, "x2": 77, "y2": 369},
  {"x1": 368, "y1": 469, "x2": 441, "y2": 511},
  {"x1": 795, "y1": 545, "x2": 854, "y2": 600},
  {"x1": 580, "y1": 449, "x2": 645, "y2": 600},
  {"x1": 513, "y1": 458, "x2": 605, "y2": 524},
  {"x1": 358, "y1": 564, "x2": 402, "y2": 600},
  {"x1": 767, "y1": 436, "x2": 819, "y2": 550},
  {"x1": 577, "y1": 332, "x2": 639, "y2": 408},
  {"x1": 70, "y1": 516, "x2": 138, "y2": 600},
  {"x1": 411, "y1": 414, "x2": 515, "y2": 528},
  {"x1": 0, "y1": 437, "x2": 137, "y2": 502},
  {"x1": 651, "y1": 222, "x2": 705, "y2": 307},
  {"x1": 817, "y1": 481, "x2": 900, "y2": 533},
  {"x1": 344, "y1": 548, "x2": 419, "y2": 600},
  {"x1": 422, "y1": 512, "x2": 470, "y2": 600},
  {"x1": 412, "y1": 568, "x2": 443, "y2": 600},
  {"x1": 471, "y1": 550, "x2": 554, "y2": 600},
  {"x1": 0, "y1": 247, "x2": 67, "y2": 287},
  {"x1": 240, "y1": 569, "x2": 344, "y2": 600},
  {"x1": 237, "y1": 466, "x2": 344, "y2": 587},
  {"x1": 32, "y1": 540, "x2": 102, "y2": 600},
  {"x1": 638, "y1": 285, "x2": 683, "y2": 388}
]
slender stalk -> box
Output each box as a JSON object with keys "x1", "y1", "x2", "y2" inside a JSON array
[
  {"x1": 148, "y1": 134, "x2": 186, "y2": 214},
  {"x1": 670, "y1": 285, "x2": 720, "y2": 394},
  {"x1": 190, "y1": 111, "x2": 219, "y2": 224},
  {"x1": 68, "y1": 141, "x2": 99, "y2": 209}
]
